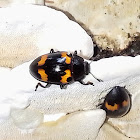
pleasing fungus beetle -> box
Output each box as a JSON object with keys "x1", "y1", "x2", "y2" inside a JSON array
[
  {"x1": 101, "y1": 86, "x2": 131, "y2": 118},
  {"x1": 30, "y1": 49, "x2": 100, "y2": 91}
]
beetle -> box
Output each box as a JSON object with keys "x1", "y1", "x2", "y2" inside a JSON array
[
  {"x1": 101, "y1": 86, "x2": 131, "y2": 118},
  {"x1": 29, "y1": 49, "x2": 100, "y2": 91}
]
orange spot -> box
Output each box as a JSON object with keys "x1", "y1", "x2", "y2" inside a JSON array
[
  {"x1": 105, "y1": 102, "x2": 119, "y2": 111},
  {"x1": 38, "y1": 69, "x2": 48, "y2": 81},
  {"x1": 61, "y1": 69, "x2": 72, "y2": 84},
  {"x1": 38, "y1": 55, "x2": 48, "y2": 66},
  {"x1": 61, "y1": 52, "x2": 71, "y2": 64},
  {"x1": 122, "y1": 100, "x2": 129, "y2": 107}
]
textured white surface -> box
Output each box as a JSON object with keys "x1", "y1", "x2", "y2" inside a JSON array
[
  {"x1": 0, "y1": 3, "x2": 139, "y2": 140},
  {"x1": 0, "y1": 110, "x2": 106, "y2": 140},
  {"x1": 11, "y1": 108, "x2": 44, "y2": 129},
  {"x1": 96, "y1": 123, "x2": 136, "y2": 140},
  {"x1": 0, "y1": 5, "x2": 93, "y2": 68},
  {"x1": 84, "y1": 55, "x2": 140, "y2": 83},
  {"x1": 0, "y1": 0, "x2": 44, "y2": 7},
  {"x1": 45, "y1": 0, "x2": 140, "y2": 50}
]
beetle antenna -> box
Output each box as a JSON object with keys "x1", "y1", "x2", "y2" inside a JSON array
[
  {"x1": 88, "y1": 60, "x2": 102, "y2": 81},
  {"x1": 89, "y1": 72, "x2": 103, "y2": 82}
]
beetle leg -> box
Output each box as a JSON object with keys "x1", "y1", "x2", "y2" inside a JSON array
[
  {"x1": 79, "y1": 80, "x2": 94, "y2": 86},
  {"x1": 35, "y1": 82, "x2": 50, "y2": 91},
  {"x1": 50, "y1": 49, "x2": 55, "y2": 53},
  {"x1": 90, "y1": 73, "x2": 103, "y2": 82},
  {"x1": 60, "y1": 84, "x2": 66, "y2": 89}
]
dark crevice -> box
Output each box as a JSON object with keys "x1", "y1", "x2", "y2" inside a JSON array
[{"x1": 92, "y1": 35, "x2": 140, "y2": 61}]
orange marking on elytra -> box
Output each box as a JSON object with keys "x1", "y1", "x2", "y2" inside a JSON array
[
  {"x1": 105, "y1": 102, "x2": 119, "y2": 111},
  {"x1": 38, "y1": 69, "x2": 48, "y2": 81},
  {"x1": 122, "y1": 100, "x2": 129, "y2": 107},
  {"x1": 38, "y1": 55, "x2": 48, "y2": 66},
  {"x1": 61, "y1": 69, "x2": 72, "y2": 83},
  {"x1": 61, "y1": 52, "x2": 71, "y2": 64}
]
